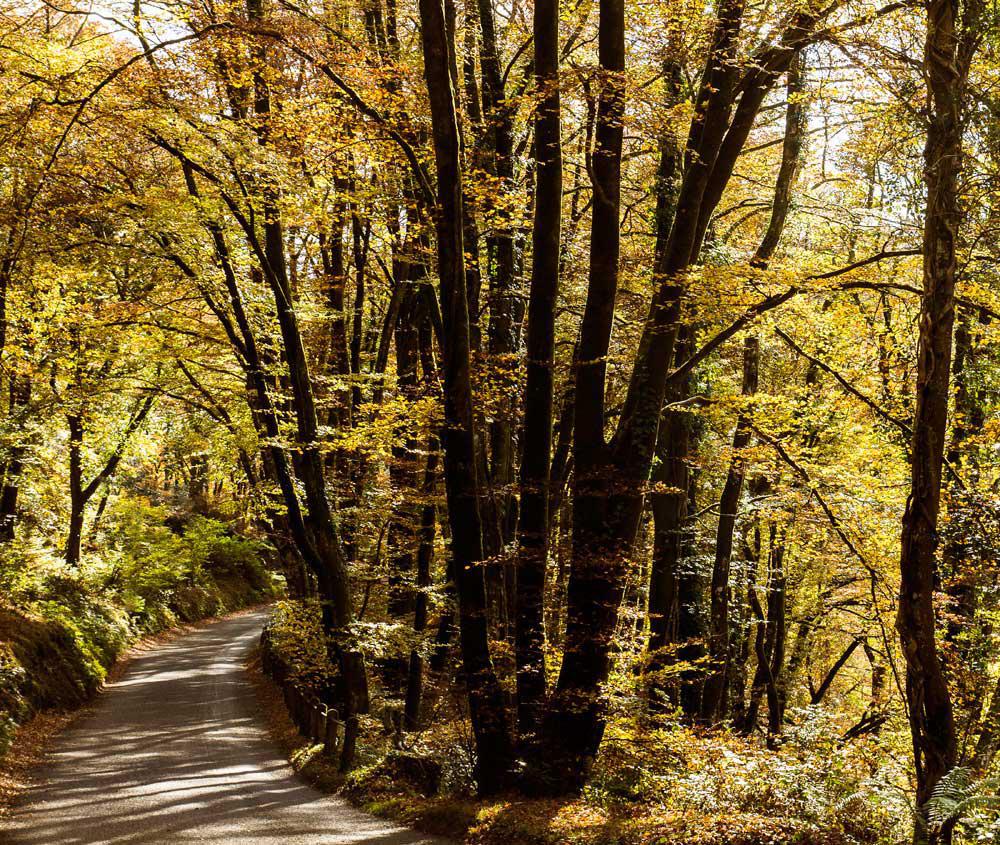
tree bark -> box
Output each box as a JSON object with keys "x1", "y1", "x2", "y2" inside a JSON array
[
  {"x1": 0, "y1": 374, "x2": 30, "y2": 542},
  {"x1": 896, "y1": 0, "x2": 967, "y2": 834},
  {"x1": 247, "y1": 1, "x2": 369, "y2": 746},
  {"x1": 65, "y1": 414, "x2": 85, "y2": 568},
  {"x1": 700, "y1": 53, "x2": 805, "y2": 722},
  {"x1": 514, "y1": 0, "x2": 561, "y2": 758},
  {"x1": 65, "y1": 395, "x2": 154, "y2": 567},
  {"x1": 810, "y1": 638, "x2": 861, "y2": 705},
  {"x1": 701, "y1": 336, "x2": 759, "y2": 720},
  {"x1": 417, "y1": 0, "x2": 515, "y2": 793},
  {"x1": 643, "y1": 53, "x2": 689, "y2": 716},
  {"x1": 404, "y1": 426, "x2": 439, "y2": 731},
  {"x1": 537, "y1": 0, "x2": 624, "y2": 791}
]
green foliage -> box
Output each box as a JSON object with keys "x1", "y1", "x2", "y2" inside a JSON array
[
  {"x1": 0, "y1": 495, "x2": 277, "y2": 755},
  {"x1": 926, "y1": 767, "x2": 1000, "y2": 840},
  {"x1": 0, "y1": 644, "x2": 26, "y2": 756},
  {"x1": 104, "y1": 502, "x2": 273, "y2": 623},
  {"x1": 263, "y1": 600, "x2": 337, "y2": 698}
]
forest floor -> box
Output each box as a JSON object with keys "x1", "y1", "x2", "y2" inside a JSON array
[
  {"x1": 249, "y1": 649, "x2": 857, "y2": 845},
  {"x1": 0, "y1": 609, "x2": 444, "y2": 844}
]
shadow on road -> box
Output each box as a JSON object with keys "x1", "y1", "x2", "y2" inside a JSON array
[{"x1": 1, "y1": 611, "x2": 444, "y2": 845}]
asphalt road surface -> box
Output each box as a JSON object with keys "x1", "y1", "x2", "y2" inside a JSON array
[{"x1": 1, "y1": 609, "x2": 446, "y2": 845}]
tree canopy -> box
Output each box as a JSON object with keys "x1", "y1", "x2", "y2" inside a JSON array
[{"x1": 2, "y1": 0, "x2": 1000, "y2": 840}]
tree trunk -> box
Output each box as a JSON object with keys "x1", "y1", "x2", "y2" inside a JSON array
[
  {"x1": 404, "y1": 429, "x2": 438, "y2": 731},
  {"x1": 514, "y1": 0, "x2": 561, "y2": 757},
  {"x1": 896, "y1": 0, "x2": 967, "y2": 834},
  {"x1": 643, "y1": 53, "x2": 688, "y2": 716},
  {"x1": 65, "y1": 395, "x2": 154, "y2": 567},
  {"x1": 247, "y1": 0, "x2": 371, "y2": 757},
  {"x1": 537, "y1": 0, "x2": 625, "y2": 792},
  {"x1": 701, "y1": 336, "x2": 759, "y2": 720},
  {"x1": 739, "y1": 524, "x2": 785, "y2": 739},
  {"x1": 477, "y1": 0, "x2": 519, "y2": 557},
  {"x1": 941, "y1": 307, "x2": 989, "y2": 722},
  {"x1": 0, "y1": 374, "x2": 30, "y2": 542},
  {"x1": 65, "y1": 414, "x2": 84, "y2": 567},
  {"x1": 417, "y1": 0, "x2": 515, "y2": 793},
  {"x1": 646, "y1": 332, "x2": 704, "y2": 718},
  {"x1": 701, "y1": 54, "x2": 804, "y2": 723},
  {"x1": 810, "y1": 638, "x2": 861, "y2": 705}
]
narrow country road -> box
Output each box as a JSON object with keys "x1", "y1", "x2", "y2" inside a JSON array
[{"x1": 1, "y1": 610, "x2": 446, "y2": 845}]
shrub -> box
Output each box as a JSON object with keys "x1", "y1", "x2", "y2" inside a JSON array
[
  {"x1": 0, "y1": 494, "x2": 277, "y2": 754},
  {"x1": 262, "y1": 600, "x2": 337, "y2": 699}
]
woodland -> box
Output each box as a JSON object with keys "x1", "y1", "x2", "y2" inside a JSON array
[{"x1": 1, "y1": 0, "x2": 999, "y2": 841}]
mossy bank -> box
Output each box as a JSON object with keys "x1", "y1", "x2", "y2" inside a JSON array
[{"x1": 0, "y1": 499, "x2": 281, "y2": 761}]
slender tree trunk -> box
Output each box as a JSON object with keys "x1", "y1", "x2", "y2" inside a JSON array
[
  {"x1": 973, "y1": 674, "x2": 1000, "y2": 771},
  {"x1": 65, "y1": 414, "x2": 84, "y2": 567},
  {"x1": 765, "y1": 537, "x2": 787, "y2": 742},
  {"x1": 701, "y1": 336, "x2": 759, "y2": 720},
  {"x1": 730, "y1": 523, "x2": 761, "y2": 722},
  {"x1": 810, "y1": 638, "x2": 861, "y2": 705},
  {"x1": 701, "y1": 54, "x2": 804, "y2": 722},
  {"x1": 404, "y1": 428, "x2": 438, "y2": 730},
  {"x1": 403, "y1": 456, "x2": 438, "y2": 727},
  {"x1": 0, "y1": 374, "x2": 30, "y2": 541},
  {"x1": 349, "y1": 209, "x2": 369, "y2": 418},
  {"x1": 739, "y1": 524, "x2": 785, "y2": 738},
  {"x1": 514, "y1": 0, "x2": 561, "y2": 757},
  {"x1": 65, "y1": 395, "x2": 154, "y2": 567},
  {"x1": 417, "y1": 0, "x2": 515, "y2": 793},
  {"x1": 248, "y1": 0, "x2": 371, "y2": 761}
]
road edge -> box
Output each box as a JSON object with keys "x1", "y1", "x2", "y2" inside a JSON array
[{"x1": 0, "y1": 603, "x2": 273, "y2": 818}]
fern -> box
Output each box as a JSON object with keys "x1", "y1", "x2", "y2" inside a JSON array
[{"x1": 926, "y1": 766, "x2": 1000, "y2": 827}]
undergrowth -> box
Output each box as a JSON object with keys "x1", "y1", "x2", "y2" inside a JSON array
[
  {"x1": 0, "y1": 495, "x2": 280, "y2": 757},
  {"x1": 259, "y1": 600, "x2": 914, "y2": 845}
]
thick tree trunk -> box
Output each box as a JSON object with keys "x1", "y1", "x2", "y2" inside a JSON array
[
  {"x1": 477, "y1": 0, "x2": 519, "y2": 558},
  {"x1": 388, "y1": 287, "x2": 422, "y2": 624},
  {"x1": 897, "y1": 0, "x2": 966, "y2": 834},
  {"x1": 646, "y1": 332, "x2": 704, "y2": 718},
  {"x1": 940, "y1": 308, "x2": 989, "y2": 726},
  {"x1": 417, "y1": 0, "x2": 515, "y2": 794},
  {"x1": 514, "y1": 0, "x2": 561, "y2": 758},
  {"x1": 643, "y1": 54, "x2": 688, "y2": 715},
  {"x1": 536, "y1": 0, "x2": 824, "y2": 786},
  {"x1": 537, "y1": 0, "x2": 625, "y2": 792}
]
